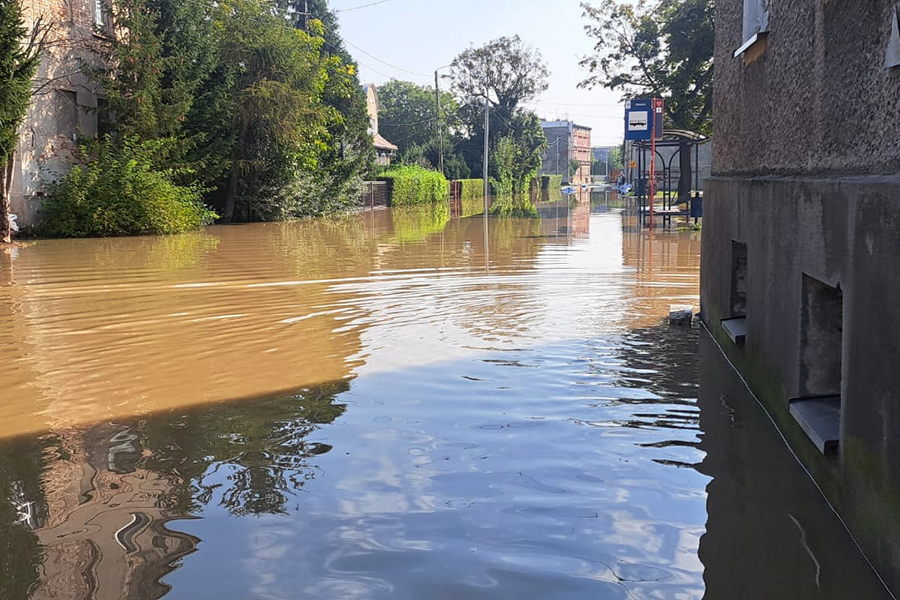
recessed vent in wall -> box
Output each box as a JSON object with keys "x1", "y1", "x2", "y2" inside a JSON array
[
  {"x1": 790, "y1": 275, "x2": 843, "y2": 456},
  {"x1": 887, "y1": 6, "x2": 900, "y2": 69},
  {"x1": 722, "y1": 241, "x2": 748, "y2": 345}
]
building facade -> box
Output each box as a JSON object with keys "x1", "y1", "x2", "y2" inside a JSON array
[
  {"x1": 10, "y1": 0, "x2": 107, "y2": 230},
  {"x1": 540, "y1": 121, "x2": 592, "y2": 185},
  {"x1": 363, "y1": 84, "x2": 398, "y2": 167},
  {"x1": 701, "y1": 1, "x2": 900, "y2": 594}
]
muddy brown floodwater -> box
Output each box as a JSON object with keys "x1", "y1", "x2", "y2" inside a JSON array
[{"x1": 0, "y1": 197, "x2": 893, "y2": 599}]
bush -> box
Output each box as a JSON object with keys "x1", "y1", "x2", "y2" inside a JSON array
[
  {"x1": 378, "y1": 165, "x2": 449, "y2": 206},
  {"x1": 457, "y1": 179, "x2": 484, "y2": 201},
  {"x1": 541, "y1": 174, "x2": 563, "y2": 190},
  {"x1": 455, "y1": 178, "x2": 485, "y2": 218},
  {"x1": 40, "y1": 136, "x2": 217, "y2": 237}
]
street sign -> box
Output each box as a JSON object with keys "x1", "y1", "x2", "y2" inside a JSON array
[
  {"x1": 624, "y1": 99, "x2": 652, "y2": 141},
  {"x1": 624, "y1": 98, "x2": 664, "y2": 141}
]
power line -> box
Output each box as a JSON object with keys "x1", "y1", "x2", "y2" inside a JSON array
[
  {"x1": 335, "y1": 0, "x2": 395, "y2": 13},
  {"x1": 343, "y1": 39, "x2": 429, "y2": 78}
]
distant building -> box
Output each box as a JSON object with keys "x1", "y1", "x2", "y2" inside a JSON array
[
  {"x1": 702, "y1": 1, "x2": 900, "y2": 593},
  {"x1": 539, "y1": 121, "x2": 592, "y2": 185},
  {"x1": 9, "y1": 0, "x2": 108, "y2": 229},
  {"x1": 363, "y1": 84, "x2": 398, "y2": 166}
]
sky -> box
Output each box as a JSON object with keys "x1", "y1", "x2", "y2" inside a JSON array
[{"x1": 330, "y1": 0, "x2": 626, "y2": 147}]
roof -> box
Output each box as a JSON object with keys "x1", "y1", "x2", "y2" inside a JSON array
[
  {"x1": 373, "y1": 133, "x2": 398, "y2": 151},
  {"x1": 541, "y1": 120, "x2": 592, "y2": 131}
]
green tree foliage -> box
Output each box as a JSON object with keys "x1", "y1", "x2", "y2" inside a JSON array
[
  {"x1": 40, "y1": 136, "x2": 217, "y2": 237},
  {"x1": 609, "y1": 146, "x2": 623, "y2": 169},
  {"x1": 271, "y1": 0, "x2": 373, "y2": 216},
  {"x1": 0, "y1": 1, "x2": 47, "y2": 243},
  {"x1": 580, "y1": 0, "x2": 714, "y2": 202},
  {"x1": 447, "y1": 36, "x2": 548, "y2": 184},
  {"x1": 377, "y1": 80, "x2": 457, "y2": 154},
  {"x1": 65, "y1": 0, "x2": 372, "y2": 229}
]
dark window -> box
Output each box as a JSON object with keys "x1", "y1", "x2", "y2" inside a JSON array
[
  {"x1": 96, "y1": 98, "x2": 112, "y2": 138},
  {"x1": 56, "y1": 90, "x2": 79, "y2": 140},
  {"x1": 730, "y1": 241, "x2": 748, "y2": 317}
]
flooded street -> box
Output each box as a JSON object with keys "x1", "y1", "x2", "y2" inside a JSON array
[{"x1": 0, "y1": 200, "x2": 891, "y2": 599}]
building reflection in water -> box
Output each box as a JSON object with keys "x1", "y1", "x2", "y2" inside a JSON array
[
  {"x1": 0, "y1": 381, "x2": 349, "y2": 600},
  {"x1": 696, "y1": 332, "x2": 890, "y2": 599}
]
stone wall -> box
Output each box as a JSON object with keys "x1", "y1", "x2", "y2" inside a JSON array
[
  {"x1": 11, "y1": 0, "x2": 104, "y2": 229},
  {"x1": 712, "y1": 0, "x2": 900, "y2": 176}
]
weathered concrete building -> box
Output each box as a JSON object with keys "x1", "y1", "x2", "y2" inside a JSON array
[
  {"x1": 540, "y1": 120, "x2": 592, "y2": 185},
  {"x1": 11, "y1": 0, "x2": 107, "y2": 230},
  {"x1": 702, "y1": 0, "x2": 900, "y2": 593}
]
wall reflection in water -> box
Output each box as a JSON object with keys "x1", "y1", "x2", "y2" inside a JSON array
[
  {"x1": 697, "y1": 333, "x2": 890, "y2": 599},
  {"x1": 0, "y1": 383, "x2": 348, "y2": 600}
]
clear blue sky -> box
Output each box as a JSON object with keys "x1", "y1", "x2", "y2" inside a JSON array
[{"x1": 330, "y1": 0, "x2": 625, "y2": 146}]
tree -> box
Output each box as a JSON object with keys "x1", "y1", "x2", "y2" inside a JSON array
[
  {"x1": 448, "y1": 36, "x2": 549, "y2": 183},
  {"x1": 570, "y1": 159, "x2": 581, "y2": 179},
  {"x1": 580, "y1": 0, "x2": 714, "y2": 204},
  {"x1": 0, "y1": 2, "x2": 48, "y2": 243},
  {"x1": 377, "y1": 80, "x2": 458, "y2": 155}
]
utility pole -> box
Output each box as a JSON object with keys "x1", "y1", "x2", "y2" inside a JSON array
[
  {"x1": 298, "y1": 0, "x2": 310, "y2": 30},
  {"x1": 482, "y1": 91, "x2": 490, "y2": 213},
  {"x1": 434, "y1": 70, "x2": 444, "y2": 175}
]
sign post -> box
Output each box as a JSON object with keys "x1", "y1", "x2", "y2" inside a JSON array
[
  {"x1": 624, "y1": 98, "x2": 664, "y2": 228},
  {"x1": 649, "y1": 98, "x2": 664, "y2": 228}
]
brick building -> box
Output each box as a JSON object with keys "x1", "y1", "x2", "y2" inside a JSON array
[
  {"x1": 539, "y1": 121, "x2": 592, "y2": 185},
  {"x1": 10, "y1": 0, "x2": 107, "y2": 230}
]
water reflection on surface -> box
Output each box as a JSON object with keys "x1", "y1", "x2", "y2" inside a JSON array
[{"x1": 0, "y1": 200, "x2": 890, "y2": 599}]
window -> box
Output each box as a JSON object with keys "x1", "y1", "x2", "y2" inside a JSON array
[
  {"x1": 734, "y1": 0, "x2": 770, "y2": 58},
  {"x1": 56, "y1": 90, "x2": 79, "y2": 140},
  {"x1": 93, "y1": 0, "x2": 111, "y2": 34}
]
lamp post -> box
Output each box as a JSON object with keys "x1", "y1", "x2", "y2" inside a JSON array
[{"x1": 433, "y1": 64, "x2": 453, "y2": 176}]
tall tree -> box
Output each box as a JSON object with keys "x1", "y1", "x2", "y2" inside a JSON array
[
  {"x1": 377, "y1": 80, "x2": 458, "y2": 155},
  {"x1": 447, "y1": 36, "x2": 549, "y2": 183},
  {"x1": 0, "y1": 2, "x2": 48, "y2": 243},
  {"x1": 580, "y1": 0, "x2": 714, "y2": 203},
  {"x1": 276, "y1": 0, "x2": 373, "y2": 213}
]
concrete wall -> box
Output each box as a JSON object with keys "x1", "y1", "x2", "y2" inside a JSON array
[
  {"x1": 11, "y1": 0, "x2": 104, "y2": 229},
  {"x1": 703, "y1": 0, "x2": 900, "y2": 593}
]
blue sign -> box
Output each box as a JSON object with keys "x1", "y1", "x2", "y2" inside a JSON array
[
  {"x1": 625, "y1": 99, "x2": 652, "y2": 141},
  {"x1": 624, "y1": 99, "x2": 664, "y2": 141}
]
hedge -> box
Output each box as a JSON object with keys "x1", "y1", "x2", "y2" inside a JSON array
[
  {"x1": 456, "y1": 178, "x2": 484, "y2": 217},
  {"x1": 378, "y1": 165, "x2": 449, "y2": 206},
  {"x1": 457, "y1": 178, "x2": 484, "y2": 201},
  {"x1": 540, "y1": 175, "x2": 563, "y2": 190}
]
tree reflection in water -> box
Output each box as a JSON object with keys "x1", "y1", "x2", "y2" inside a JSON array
[{"x1": 0, "y1": 380, "x2": 348, "y2": 600}]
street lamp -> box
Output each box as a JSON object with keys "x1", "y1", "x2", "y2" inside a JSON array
[{"x1": 434, "y1": 64, "x2": 453, "y2": 175}]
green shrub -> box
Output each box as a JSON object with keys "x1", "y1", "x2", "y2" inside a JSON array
[
  {"x1": 453, "y1": 179, "x2": 485, "y2": 218},
  {"x1": 378, "y1": 165, "x2": 449, "y2": 206},
  {"x1": 457, "y1": 179, "x2": 484, "y2": 201},
  {"x1": 541, "y1": 174, "x2": 563, "y2": 190},
  {"x1": 40, "y1": 136, "x2": 217, "y2": 237}
]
